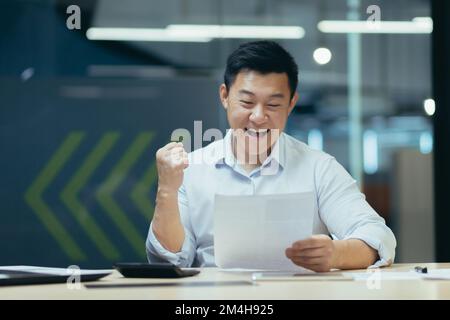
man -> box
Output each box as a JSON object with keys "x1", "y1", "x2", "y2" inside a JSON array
[{"x1": 146, "y1": 41, "x2": 396, "y2": 272}]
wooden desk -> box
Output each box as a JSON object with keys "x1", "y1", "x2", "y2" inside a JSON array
[{"x1": 1, "y1": 263, "x2": 450, "y2": 299}]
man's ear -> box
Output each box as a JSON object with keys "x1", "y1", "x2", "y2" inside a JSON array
[
  {"x1": 288, "y1": 92, "x2": 299, "y2": 115},
  {"x1": 219, "y1": 84, "x2": 229, "y2": 110}
]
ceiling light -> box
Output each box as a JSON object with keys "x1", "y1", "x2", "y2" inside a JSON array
[
  {"x1": 424, "y1": 98, "x2": 435, "y2": 116},
  {"x1": 313, "y1": 48, "x2": 332, "y2": 65},
  {"x1": 86, "y1": 27, "x2": 211, "y2": 42},
  {"x1": 87, "y1": 24, "x2": 305, "y2": 42},
  {"x1": 166, "y1": 24, "x2": 305, "y2": 39},
  {"x1": 318, "y1": 17, "x2": 432, "y2": 34}
]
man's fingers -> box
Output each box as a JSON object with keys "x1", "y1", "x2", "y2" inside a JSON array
[
  {"x1": 169, "y1": 146, "x2": 185, "y2": 154},
  {"x1": 180, "y1": 151, "x2": 189, "y2": 164},
  {"x1": 292, "y1": 237, "x2": 326, "y2": 250},
  {"x1": 285, "y1": 248, "x2": 293, "y2": 258},
  {"x1": 289, "y1": 247, "x2": 325, "y2": 258},
  {"x1": 291, "y1": 256, "x2": 324, "y2": 265},
  {"x1": 182, "y1": 157, "x2": 189, "y2": 169},
  {"x1": 290, "y1": 258, "x2": 320, "y2": 268},
  {"x1": 164, "y1": 141, "x2": 182, "y2": 151},
  {"x1": 173, "y1": 152, "x2": 189, "y2": 166},
  {"x1": 166, "y1": 148, "x2": 186, "y2": 160},
  {"x1": 156, "y1": 142, "x2": 185, "y2": 160},
  {"x1": 288, "y1": 237, "x2": 333, "y2": 273},
  {"x1": 289, "y1": 257, "x2": 330, "y2": 271},
  {"x1": 161, "y1": 142, "x2": 184, "y2": 155},
  {"x1": 294, "y1": 262, "x2": 327, "y2": 272}
]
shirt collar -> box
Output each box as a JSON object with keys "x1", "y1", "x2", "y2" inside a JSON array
[{"x1": 213, "y1": 129, "x2": 286, "y2": 170}]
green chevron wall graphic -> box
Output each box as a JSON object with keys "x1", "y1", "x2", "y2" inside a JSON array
[
  {"x1": 60, "y1": 132, "x2": 121, "y2": 261},
  {"x1": 96, "y1": 132, "x2": 155, "y2": 259},
  {"x1": 24, "y1": 133, "x2": 87, "y2": 261},
  {"x1": 24, "y1": 131, "x2": 158, "y2": 261},
  {"x1": 131, "y1": 161, "x2": 157, "y2": 219}
]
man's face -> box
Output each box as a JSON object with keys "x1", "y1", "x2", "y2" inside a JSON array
[{"x1": 220, "y1": 70, "x2": 298, "y2": 162}]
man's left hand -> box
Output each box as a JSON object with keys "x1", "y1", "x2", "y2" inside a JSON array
[{"x1": 285, "y1": 234, "x2": 337, "y2": 272}]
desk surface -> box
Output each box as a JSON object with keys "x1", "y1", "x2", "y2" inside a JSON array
[{"x1": 1, "y1": 263, "x2": 450, "y2": 299}]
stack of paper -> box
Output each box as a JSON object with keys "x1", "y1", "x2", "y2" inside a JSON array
[{"x1": 0, "y1": 265, "x2": 113, "y2": 276}]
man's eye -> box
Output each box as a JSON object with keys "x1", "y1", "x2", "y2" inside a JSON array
[
  {"x1": 240, "y1": 100, "x2": 252, "y2": 105},
  {"x1": 268, "y1": 104, "x2": 281, "y2": 108}
]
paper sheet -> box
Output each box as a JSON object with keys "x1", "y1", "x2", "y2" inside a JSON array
[
  {"x1": 346, "y1": 271, "x2": 422, "y2": 281},
  {"x1": 0, "y1": 265, "x2": 113, "y2": 276},
  {"x1": 347, "y1": 269, "x2": 450, "y2": 281},
  {"x1": 423, "y1": 269, "x2": 450, "y2": 280},
  {"x1": 214, "y1": 192, "x2": 315, "y2": 271},
  {"x1": 251, "y1": 271, "x2": 346, "y2": 281}
]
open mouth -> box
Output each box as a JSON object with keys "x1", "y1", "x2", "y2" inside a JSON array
[{"x1": 244, "y1": 128, "x2": 270, "y2": 138}]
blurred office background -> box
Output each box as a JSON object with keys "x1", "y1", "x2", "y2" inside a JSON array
[{"x1": 1, "y1": 0, "x2": 449, "y2": 268}]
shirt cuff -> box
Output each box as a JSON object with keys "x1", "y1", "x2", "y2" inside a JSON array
[{"x1": 146, "y1": 221, "x2": 193, "y2": 267}]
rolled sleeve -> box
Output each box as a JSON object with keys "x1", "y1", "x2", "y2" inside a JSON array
[
  {"x1": 343, "y1": 222, "x2": 396, "y2": 268},
  {"x1": 145, "y1": 184, "x2": 196, "y2": 267},
  {"x1": 317, "y1": 157, "x2": 397, "y2": 268}
]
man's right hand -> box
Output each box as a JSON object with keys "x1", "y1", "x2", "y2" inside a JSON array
[
  {"x1": 155, "y1": 142, "x2": 189, "y2": 194},
  {"x1": 152, "y1": 142, "x2": 189, "y2": 253}
]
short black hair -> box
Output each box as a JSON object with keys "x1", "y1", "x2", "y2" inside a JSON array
[{"x1": 224, "y1": 41, "x2": 298, "y2": 99}]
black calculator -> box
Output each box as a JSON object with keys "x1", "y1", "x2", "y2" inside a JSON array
[{"x1": 113, "y1": 262, "x2": 200, "y2": 278}]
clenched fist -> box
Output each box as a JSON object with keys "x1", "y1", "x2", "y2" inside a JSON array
[{"x1": 155, "y1": 142, "x2": 189, "y2": 193}]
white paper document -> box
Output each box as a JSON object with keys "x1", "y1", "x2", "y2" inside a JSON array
[
  {"x1": 0, "y1": 265, "x2": 113, "y2": 276},
  {"x1": 422, "y1": 269, "x2": 450, "y2": 280},
  {"x1": 347, "y1": 268, "x2": 450, "y2": 281},
  {"x1": 214, "y1": 192, "x2": 316, "y2": 271},
  {"x1": 346, "y1": 271, "x2": 422, "y2": 281},
  {"x1": 251, "y1": 272, "x2": 347, "y2": 281}
]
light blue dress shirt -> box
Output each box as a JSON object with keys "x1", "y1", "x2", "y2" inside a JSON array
[{"x1": 146, "y1": 130, "x2": 396, "y2": 268}]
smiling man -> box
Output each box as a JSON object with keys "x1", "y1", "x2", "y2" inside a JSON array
[{"x1": 146, "y1": 41, "x2": 396, "y2": 272}]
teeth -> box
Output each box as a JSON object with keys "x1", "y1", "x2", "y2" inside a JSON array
[
  {"x1": 246, "y1": 128, "x2": 269, "y2": 132},
  {"x1": 245, "y1": 128, "x2": 269, "y2": 137}
]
